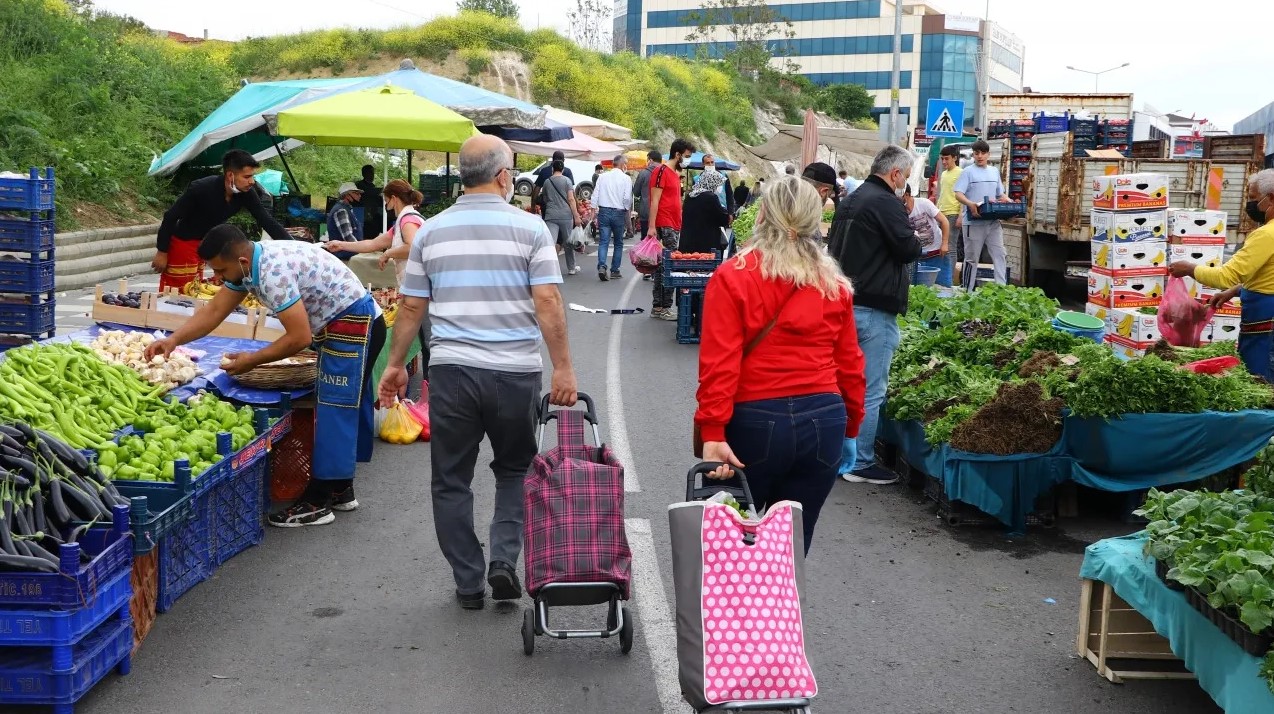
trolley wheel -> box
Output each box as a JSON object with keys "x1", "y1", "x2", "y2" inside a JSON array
[
  {"x1": 619, "y1": 606, "x2": 634, "y2": 654},
  {"x1": 522, "y1": 608, "x2": 536, "y2": 656}
]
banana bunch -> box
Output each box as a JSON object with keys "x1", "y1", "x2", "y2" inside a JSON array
[
  {"x1": 183, "y1": 279, "x2": 260, "y2": 307},
  {"x1": 383, "y1": 303, "x2": 398, "y2": 327}
]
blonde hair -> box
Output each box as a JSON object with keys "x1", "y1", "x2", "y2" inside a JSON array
[{"x1": 734, "y1": 175, "x2": 852, "y2": 299}]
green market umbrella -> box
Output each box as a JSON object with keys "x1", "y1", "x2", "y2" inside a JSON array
[{"x1": 274, "y1": 85, "x2": 479, "y2": 152}]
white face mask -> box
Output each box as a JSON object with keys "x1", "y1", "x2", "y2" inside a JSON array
[
  {"x1": 502, "y1": 173, "x2": 515, "y2": 203},
  {"x1": 229, "y1": 181, "x2": 241, "y2": 195}
]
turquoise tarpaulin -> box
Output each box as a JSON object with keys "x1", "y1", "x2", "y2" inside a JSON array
[
  {"x1": 880, "y1": 409, "x2": 1274, "y2": 532},
  {"x1": 1080, "y1": 535, "x2": 1274, "y2": 714}
]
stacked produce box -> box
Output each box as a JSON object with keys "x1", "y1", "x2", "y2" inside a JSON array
[
  {"x1": 0, "y1": 167, "x2": 56, "y2": 351},
  {"x1": 1086, "y1": 173, "x2": 1171, "y2": 358},
  {"x1": 1169, "y1": 209, "x2": 1239, "y2": 343},
  {"x1": 1098, "y1": 118, "x2": 1133, "y2": 156}
]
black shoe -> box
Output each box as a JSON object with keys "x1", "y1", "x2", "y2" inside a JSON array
[
  {"x1": 598, "y1": 265, "x2": 609, "y2": 281},
  {"x1": 456, "y1": 590, "x2": 486, "y2": 610},
  {"x1": 642, "y1": 274, "x2": 653, "y2": 281},
  {"x1": 268, "y1": 500, "x2": 335, "y2": 528},
  {"x1": 487, "y1": 562, "x2": 523, "y2": 601},
  {"x1": 610, "y1": 270, "x2": 623, "y2": 280},
  {"x1": 330, "y1": 486, "x2": 359, "y2": 512}
]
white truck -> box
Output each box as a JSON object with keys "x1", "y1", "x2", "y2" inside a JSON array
[{"x1": 985, "y1": 93, "x2": 1134, "y2": 124}]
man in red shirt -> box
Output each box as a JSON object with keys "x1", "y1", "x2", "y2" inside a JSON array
[{"x1": 647, "y1": 138, "x2": 696, "y2": 320}]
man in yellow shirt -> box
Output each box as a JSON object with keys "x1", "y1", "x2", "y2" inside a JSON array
[
  {"x1": 936, "y1": 145, "x2": 964, "y2": 282},
  {"x1": 1170, "y1": 169, "x2": 1274, "y2": 379}
]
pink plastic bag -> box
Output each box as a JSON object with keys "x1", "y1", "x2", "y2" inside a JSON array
[
  {"x1": 1158, "y1": 275, "x2": 1215, "y2": 347},
  {"x1": 403, "y1": 381, "x2": 430, "y2": 442},
  {"x1": 629, "y1": 235, "x2": 663, "y2": 275}
]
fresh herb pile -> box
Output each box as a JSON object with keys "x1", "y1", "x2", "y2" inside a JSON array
[
  {"x1": 889, "y1": 285, "x2": 1274, "y2": 451},
  {"x1": 1137, "y1": 478, "x2": 1274, "y2": 694}
]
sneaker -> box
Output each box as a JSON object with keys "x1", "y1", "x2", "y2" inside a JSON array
[
  {"x1": 841, "y1": 464, "x2": 900, "y2": 485},
  {"x1": 569, "y1": 266, "x2": 581, "y2": 275},
  {"x1": 650, "y1": 308, "x2": 664, "y2": 319},
  {"x1": 659, "y1": 308, "x2": 679, "y2": 322},
  {"x1": 456, "y1": 590, "x2": 485, "y2": 610},
  {"x1": 487, "y1": 562, "x2": 523, "y2": 601},
  {"x1": 268, "y1": 500, "x2": 336, "y2": 528},
  {"x1": 598, "y1": 266, "x2": 609, "y2": 281},
  {"x1": 643, "y1": 274, "x2": 653, "y2": 281},
  {"x1": 610, "y1": 270, "x2": 623, "y2": 280},
  {"x1": 330, "y1": 486, "x2": 359, "y2": 512}
]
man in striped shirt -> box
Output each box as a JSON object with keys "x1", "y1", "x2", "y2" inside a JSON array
[{"x1": 378, "y1": 134, "x2": 578, "y2": 611}]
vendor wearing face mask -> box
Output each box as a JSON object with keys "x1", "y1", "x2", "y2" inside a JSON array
[
  {"x1": 153, "y1": 150, "x2": 292, "y2": 293},
  {"x1": 827, "y1": 145, "x2": 922, "y2": 486},
  {"x1": 1170, "y1": 169, "x2": 1274, "y2": 380}
]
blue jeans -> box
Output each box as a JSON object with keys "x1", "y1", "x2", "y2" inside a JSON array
[
  {"x1": 720, "y1": 393, "x2": 847, "y2": 554},
  {"x1": 853, "y1": 305, "x2": 900, "y2": 472},
  {"x1": 597, "y1": 207, "x2": 627, "y2": 272},
  {"x1": 910, "y1": 254, "x2": 952, "y2": 287}
]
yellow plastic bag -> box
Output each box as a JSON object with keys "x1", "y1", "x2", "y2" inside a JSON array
[{"x1": 379, "y1": 399, "x2": 422, "y2": 444}]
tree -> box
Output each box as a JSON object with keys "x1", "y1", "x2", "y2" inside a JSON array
[
  {"x1": 567, "y1": 0, "x2": 612, "y2": 53},
  {"x1": 683, "y1": 0, "x2": 797, "y2": 76},
  {"x1": 456, "y1": 0, "x2": 519, "y2": 20},
  {"x1": 817, "y1": 83, "x2": 875, "y2": 122}
]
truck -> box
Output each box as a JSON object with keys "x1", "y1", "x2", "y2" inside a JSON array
[
  {"x1": 1023, "y1": 131, "x2": 1266, "y2": 292},
  {"x1": 985, "y1": 93, "x2": 1135, "y2": 123}
]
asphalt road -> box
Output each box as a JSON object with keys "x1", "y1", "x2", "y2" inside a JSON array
[{"x1": 68, "y1": 250, "x2": 1222, "y2": 714}]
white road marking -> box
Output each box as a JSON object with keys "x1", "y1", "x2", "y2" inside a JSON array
[
  {"x1": 608, "y1": 272, "x2": 642, "y2": 493},
  {"x1": 625, "y1": 518, "x2": 693, "y2": 714}
]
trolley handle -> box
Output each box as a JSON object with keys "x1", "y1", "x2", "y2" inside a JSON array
[
  {"x1": 536, "y1": 391, "x2": 601, "y2": 450},
  {"x1": 686, "y1": 462, "x2": 756, "y2": 514}
]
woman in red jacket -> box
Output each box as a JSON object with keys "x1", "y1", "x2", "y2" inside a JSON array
[{"x1": 695, "y1": 175, "x2": 866, "y2": 554}]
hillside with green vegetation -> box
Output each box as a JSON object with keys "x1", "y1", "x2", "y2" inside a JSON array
[{"x1": 0, "y1": 0, "x2": 846, "y2": 230}]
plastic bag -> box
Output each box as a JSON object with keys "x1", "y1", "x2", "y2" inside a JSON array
[
  {"x1": 379, "y1": 399, "x2": 422, "y2": 444},
  {"x1": 1158, "y1": 275, "x2": 1215, "y2": 347},
  {"x1": 403, "y1": 389, "x2": 431, "y2": 442},
  {"x1": 837, "y1": 437, "x2": 858, "y2": 477},
  {"x1": 630, "y1": 235, "x2": 663, "y2": 274},
  {"x1": 569, "y1": 225, "x2": 588, "y2": 249}
]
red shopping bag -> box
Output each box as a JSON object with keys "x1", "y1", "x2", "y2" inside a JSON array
[
  {"x1": 630, "y1": 235, "x2": 662, "y2": 275},
  {"x1": 1158, "y1": 275, "x2": 1215, "y2": 347}
]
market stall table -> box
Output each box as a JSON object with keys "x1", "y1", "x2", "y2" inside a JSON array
[{"x1": 1079, "y1": 534, "x2": 1274, "y2": 714}]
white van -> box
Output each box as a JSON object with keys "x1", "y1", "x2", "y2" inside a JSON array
[{"x1": 514, "y1": 158, "x2": 601, "y2": 201}]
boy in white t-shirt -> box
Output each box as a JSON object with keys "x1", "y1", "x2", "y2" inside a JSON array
[{"x1": 903, "y1": 187, "x2": 951, "y2": 286}]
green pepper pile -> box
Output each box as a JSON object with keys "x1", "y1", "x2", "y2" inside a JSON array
[{"x1": 97, "y1": 394, "x2": 256, "y2": 481}]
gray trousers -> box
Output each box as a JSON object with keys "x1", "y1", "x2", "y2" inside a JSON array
[
  {"x1": 963, "y1": 220, "x2": 1007, "y2": 284},
  {"x1": 545, "y1": 218, "x2": 576, "y2": 271},
  {"x1": 429, "y1": 364, "x2": 540, "y2": 595}
]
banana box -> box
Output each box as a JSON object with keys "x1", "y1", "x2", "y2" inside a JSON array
[
  {"x1": 1091, "y1": 240, "x2": 1167, "y2": 271},
  {"x1": 1109, "y1": 307, "x2": 1160, "y2": 345},
  {"x1": 1086, "y1": 303, "x2": 1113, "y2": 334},
  {"x1": 1092, "y1": 173, "x2": 1170, "y2": 211},
  {"x1": 1168, "y1": 209, "x2": 1227, "y2": 243},
  {"x1": 1106, "y1": 334, "x2": 1148, "y2": 360},
  {"x1": 1091, "y1": 209, "x2": 1168, "y2": 243},
  {"x1": 1088, "y1": 267, "x2": 1165, "y2": 308},
  {"x1": 1169, "y1": 243, "x2": 1225, "y2": 270},
  {"x1": 1210, "y1": 296, "x2": 1241, "y2": 317},
  {"x1": 1181, "y1": 275, "x2": 1219, "y2": 302},
  {"x1": 1204, "y1": 315, "x2": 1240, "y2": 343}
]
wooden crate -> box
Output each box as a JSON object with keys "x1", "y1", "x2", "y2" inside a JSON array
[
  {"x1": 145, "y1": 289, "x2": 256, "y2": 339},
  {"x1": 1076, "y1": 579, "x2": 1194, "y2": 684},
  {"x1": 91, "y1": 278, "x2": 148, "y2": 328}
]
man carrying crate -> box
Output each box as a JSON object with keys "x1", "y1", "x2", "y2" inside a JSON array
[{"x1": 953, "y1": 139, "x2": 1012, "y2": 285}]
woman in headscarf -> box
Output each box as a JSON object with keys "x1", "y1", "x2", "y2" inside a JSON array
[{"x1": 679, "y1": 169, "x2": 732, "y2": 255}]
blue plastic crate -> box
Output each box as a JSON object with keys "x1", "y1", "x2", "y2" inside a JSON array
[
  {"x1": 1034, "y1": 113, "x2": 1070, "y2": 134},
  {"x1": 973, "y1": 199, "x2": 1026, "y2": 220},
  {"x1": 0, "y1": 615, "x2": 132, "y2": 713},
  {"x1": 210, "y1": 458, "x2": 267, "y2": 567},
  {"x1": 0, "y1": 506, "x2": 131, "y2": 609},
  {"x1": 0, "y1": 255, "x2": 56, "y2": 293},
  {"x1": 663, "y1": 250, "x2": 719, "y2": 288},
  {"x1": 1071, "y1": 120, "x2": 1099, "y2": 137},
  {"x1": 676, "y1": 289, "x2": 703, "y2": 345},
  {"x1": 0, "y1": 571, "x2": 129, "y2": 648},
  {"x1": 0, "y1": 214, "x2": 55, "y2": 253},
  {"x1": 156, "y1": 490, "x2": 211, "y2": 614},
  {"x1": 0, "y1": 168, "x2": 55, "y2": 212},
  {"x1": 0, "y1": 297, "x2": 55, "y2": 336},
  {"x1": 115, "y1": 470, "x2": 196, "y2": 555}
]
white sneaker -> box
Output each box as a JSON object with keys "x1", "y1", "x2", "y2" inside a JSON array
[
  {"x1": 568, "y1": 266, "x2": 580, "y2": 275},
  {"x1": 659, "y1": 308, "x2": 679, "y2": 322}
]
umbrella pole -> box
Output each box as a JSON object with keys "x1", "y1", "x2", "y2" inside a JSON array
[
  {"x1": 383, "y1": 146, "x2": 389, "y2": 234},
  {"x1": 446, "y1": 152, "x2": 452, "y2": 197},
  {"x1": 265, "y1": 131, "x2": 301, "y2": 197},
  {"x1": 407, "y1": 150, "x2": 413, "y2": 186}
]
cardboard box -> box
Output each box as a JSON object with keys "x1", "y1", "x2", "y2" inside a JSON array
[
  {"x1": 1091, "y1": 240, "x2": 1167, "y2": 271},
  {"x1": 1088, "y1": 267, "x2": 1165, "y2": 308},
  {"x1": 1168, "y1": 208, "x2": 1227, "y2": 240},
  {"x1": 1086, "y1": 303, "x2": 1113, "y2": 334},
  {"x1": 1092, "y1": 173, "x2": 1170, "y2": 211},
  {"x1": 1109, "y1": 307, "x2": 1160, "y2": 345},
  {"x1": 1214, "y1": 297, "x2": 1241, "y2": 317},
  {"x1": 1106, "y1": 334, "x2": 1147, "y2": 360},
  {"x1": 1091, "y1": 209, "x2": 1169, "y2": 243},
  {"x1": 1169, "y1": 244, "x2": 1225, "y2": 270},
  {"x1": 1208, "y1": 314, "x2": 1240, "y2": 343}
]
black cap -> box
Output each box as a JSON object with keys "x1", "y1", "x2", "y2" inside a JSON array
[
  {"x1": 552, "y1": 150, "x2": 566, "y2": 161},
  {"x1": 801, "y1": 162, "x2": 837, "y2": 187}
]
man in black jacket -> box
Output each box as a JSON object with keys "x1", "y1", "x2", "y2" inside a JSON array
[{"x1": 828, "y1": 144, "x2": 922, "y2": 485}]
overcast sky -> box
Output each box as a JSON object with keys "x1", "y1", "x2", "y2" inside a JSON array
[{"x1": 93, "y1": 0, "x2": 1262, "y2": 129}]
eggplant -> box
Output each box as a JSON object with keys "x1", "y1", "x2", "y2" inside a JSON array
[
  {"x1": 0, "y1": 553, "x2": 59, "y2": 572},
  {"x1": 33, "y1": 429, "x2": 89, "y2": 473}
]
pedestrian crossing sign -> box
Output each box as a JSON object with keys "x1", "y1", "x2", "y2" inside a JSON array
[{"x1": 926, "y1": 98, "x2": 965, "y2": 138}]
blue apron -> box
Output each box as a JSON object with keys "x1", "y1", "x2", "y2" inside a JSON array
[
  {"x1": 1238, "y1": 288, "x2": 1274, "y2": 381},
  {"x1": 312, "y1": 294, "x2": 379, "y2": 480}
]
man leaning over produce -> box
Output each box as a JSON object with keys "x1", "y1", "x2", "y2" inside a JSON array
[
  {"x1": 145, "y1": 224, "x2": 386, "y2": 528},
  {"x1": 1170, "y1": 168, "x2": 1274, "y2": 380}
]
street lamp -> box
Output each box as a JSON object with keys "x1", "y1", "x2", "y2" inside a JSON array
[{"x1": 1065, "y1": 63, "x2": 1131, "y2": 92}]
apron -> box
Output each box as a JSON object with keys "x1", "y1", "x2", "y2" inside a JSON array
[
  {"x1": 160, "y1": 237, "x2": 204, "y2": 293},
  {"x1": 1238, "y1": 288, "x2": 1274, "y2": 381},
  {"x1": 312, "y1": 293, "x2": 381, "y2": 480}
]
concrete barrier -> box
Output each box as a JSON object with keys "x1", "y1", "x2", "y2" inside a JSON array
[{"x1": 54, "y1": 223, "x2": 158, "y2": 292}]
